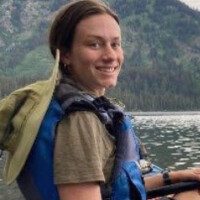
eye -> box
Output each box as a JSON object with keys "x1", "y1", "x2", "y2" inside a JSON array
[
  {"x1": 112, "y1": 41, "x2": 121, "y2": 49},
  {"x1": 88, "y1": 41, "x2": 101, "y2": 49},
  {"x1": 92, "y1": 42, "x2": 100, "y2": 48}
]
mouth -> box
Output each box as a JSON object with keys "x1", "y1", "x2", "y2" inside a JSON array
[{"x1": 96, "y1": 66, "x2": 118, "y2": 73}]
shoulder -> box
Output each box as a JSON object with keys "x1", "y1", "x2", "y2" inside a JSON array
[
  {"x1": 56, "y1": 111, "x2": 115, "y2": 151},
  {"x1": 59, "y1": 111, "x2": 107, "y2": 133}
]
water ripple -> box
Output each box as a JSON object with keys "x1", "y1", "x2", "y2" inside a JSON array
[{"x1": 134, "y1": 114, "x2": 200, "y2": 170}]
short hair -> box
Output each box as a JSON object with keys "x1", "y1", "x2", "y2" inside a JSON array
[{"x1": 49, "y1": 0, "x2": 119, "y2": 65}]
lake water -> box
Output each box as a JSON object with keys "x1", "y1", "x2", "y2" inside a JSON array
[
  {"x1": 133, "y1": 112, "x2": 200, "y2": 170},
  {"x1": 0, "y1": 112, "x2": 200, "y2": 199}
]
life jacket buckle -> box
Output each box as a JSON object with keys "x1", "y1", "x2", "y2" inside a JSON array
[{"x1": 139, "y1": 159, "x2": 152, "y2": 174}]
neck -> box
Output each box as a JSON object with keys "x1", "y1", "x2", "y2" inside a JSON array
[{"x1": 69, "y1": 76, "x2": 106, "y2": 97}]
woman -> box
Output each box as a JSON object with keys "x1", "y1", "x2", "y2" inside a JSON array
[{"x1": 1, "y1": 0, "x2": 200, "y2": 200}]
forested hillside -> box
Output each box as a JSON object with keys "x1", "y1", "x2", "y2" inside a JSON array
[{"x1": 1, "y1": 0, "x2": 200, "y2": 111}]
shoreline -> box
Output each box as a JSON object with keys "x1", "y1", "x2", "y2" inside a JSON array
[{"x1": 128, "y1": 111, "x2": 200, "y2": 116}]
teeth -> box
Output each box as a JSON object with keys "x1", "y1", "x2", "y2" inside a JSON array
[{"x1": 97, "y1": 67, "x2": 115, "y2": 72}]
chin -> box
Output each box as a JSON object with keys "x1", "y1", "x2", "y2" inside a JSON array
[
  {"x1": 98, "y1": 78, "x2": 118, "y2": 89},
  {"x1": 104, "y1": 82, "x2": 117, "y2": 89}
]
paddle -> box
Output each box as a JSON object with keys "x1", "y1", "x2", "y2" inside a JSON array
[{"x1": 147, "y1": 181, "x2": 200, "y2": 199}]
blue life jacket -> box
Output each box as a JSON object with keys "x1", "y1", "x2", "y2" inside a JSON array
[
  {"x1": 17, "y1": 96, "x2": 146, "y2": 200},
  {"x1": 17, "y1": 99, "x2": 64, "y2": 200}
]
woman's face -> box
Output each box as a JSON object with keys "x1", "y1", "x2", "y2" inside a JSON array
[{"x1": 63, "y1": 14, "x2": 124, "y2": 96}]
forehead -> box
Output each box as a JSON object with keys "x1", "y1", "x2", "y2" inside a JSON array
[{"x1": 74, "y1": 14, "x2": 121, "y2": 40}]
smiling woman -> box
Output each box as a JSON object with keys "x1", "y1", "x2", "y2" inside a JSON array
[{"x1": 1, "y1": 1, "x2": 200, "y2": 200}]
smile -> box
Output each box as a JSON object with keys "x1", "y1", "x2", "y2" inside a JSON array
[{"x1": 96, "y1": 66, "x2": 117, "y2": 73}]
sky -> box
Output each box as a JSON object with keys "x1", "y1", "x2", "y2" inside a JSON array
[{"x1": 178, "y1": 0, "x2": 200, "y2": 10}]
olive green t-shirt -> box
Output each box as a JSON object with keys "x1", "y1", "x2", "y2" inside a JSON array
[{"x1": 54, "y1": 111, "x2": 115, "y2": 185}]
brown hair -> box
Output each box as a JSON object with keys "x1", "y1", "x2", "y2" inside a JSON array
[{"x1": 49, "y1": 0, "x2": 119, "y2": 71}]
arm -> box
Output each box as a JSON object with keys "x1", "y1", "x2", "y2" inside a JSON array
[
  {"x1": 57, "y1": 182, "x2": 102, "y2": 200},
  {"x1": 54, "y1": 112, "x2": 113, "y2": 200},
  {"x1": 144, "y1": 168, "x2": 200, "y2": 190}
]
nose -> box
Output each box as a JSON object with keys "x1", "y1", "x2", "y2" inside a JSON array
[{"x1": 102, "y1": 44, "x2": 117, "y2": 62}]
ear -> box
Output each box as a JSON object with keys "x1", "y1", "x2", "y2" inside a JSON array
[{"x1": 60, "y1": 51, "x2": 71, "y2": 66}]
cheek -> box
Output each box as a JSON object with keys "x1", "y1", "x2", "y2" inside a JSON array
[
  {"x1": 74, "y1": 50, "x2": 96, "y2": 66},
  {"x1": 120, "y1": 50, "x2": 124, "y2": 64}
]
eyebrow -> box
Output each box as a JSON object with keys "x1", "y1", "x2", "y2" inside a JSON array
[{"x1": 85, "y1": 35, "x2": 121, "y2": 41}]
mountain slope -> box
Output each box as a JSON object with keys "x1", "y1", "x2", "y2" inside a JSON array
[
  {"x1": 110, "y1": 0, "x2": 200, "y2": 110},
  {"x1": 0, "y1": 0, "x2": 200, "y2": 111}
]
